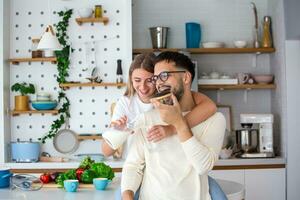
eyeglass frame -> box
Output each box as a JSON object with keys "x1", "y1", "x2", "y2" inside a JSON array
[{"x1": 151, "y1": 70, "x2": 186, "y2": 83}]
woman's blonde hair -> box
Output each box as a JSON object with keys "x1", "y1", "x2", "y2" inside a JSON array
[{"x1": 124, "y1": 53, "x2": 156, "y2": 97}]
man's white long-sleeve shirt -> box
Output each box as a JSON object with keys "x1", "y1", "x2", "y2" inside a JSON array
[{"x1": 121, "y1": 110, "x2": 226, "y2": 200}]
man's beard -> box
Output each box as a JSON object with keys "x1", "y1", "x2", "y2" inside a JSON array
[{"x1": 172, "y1": 79, "x2": 184, "y2": 101}]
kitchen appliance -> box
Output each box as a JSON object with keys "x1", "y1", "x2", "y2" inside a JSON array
[
  {"x1": 11, "y1": 139, "x2": 41, "y2": 162},
  {"x1": 149, "y1": 26, "x2": 169, "y2": 49},
  {"x1": 0, "y1": 168, "x2": 13, "y2": 188},
  {"x1": 236, "y1": 114, "x2": 274, "y2": 158}
]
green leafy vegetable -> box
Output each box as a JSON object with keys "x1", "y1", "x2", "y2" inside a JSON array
[
  {"x1": 56, "y1": 169, "x2": 76, "y2": 187},
  {"x1": 79, "y1": 156, "x2": 95, "y2": 169},
  {"x1": 91, "y1": 162, "x2": 115, "y2": 180},
  {"x1": 80, "y1": 169, "x2": 96, "y2": 183}
]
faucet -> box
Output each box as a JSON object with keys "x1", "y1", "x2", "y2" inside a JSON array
[{"x1": 251, "y1": 2, "x2": 260, "y2": 48}]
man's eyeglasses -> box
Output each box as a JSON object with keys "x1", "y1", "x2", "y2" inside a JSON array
[{"x1": 151, "y1": 71, "x2": 186, "y2": 83}]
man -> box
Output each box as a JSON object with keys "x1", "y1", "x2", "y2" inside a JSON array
[{"x1": 121, "y1": 51, "x2": 226, "y2": 200}]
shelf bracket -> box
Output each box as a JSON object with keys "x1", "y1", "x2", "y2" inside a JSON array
[
  {"x1": 217, "y1": 88, "x2": 224, "y2": 103},
  {"x1": 243, "y1": 88, "x2": 252, "y2": 103}
]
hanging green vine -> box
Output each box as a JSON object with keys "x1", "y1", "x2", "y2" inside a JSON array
[{"x1": 39, "y1": 9, "x2": 73, "y2": 143}]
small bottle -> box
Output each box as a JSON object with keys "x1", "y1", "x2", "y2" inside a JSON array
[
  {"x1": 262, "y1": 16, "x2": 273, "y2": 48},
  {"x1": 94, "y1": 5, "x2": 102, "y2": 18},
  {"x1": 116, "y1": 59, "x2": 123, "y2": 83}
]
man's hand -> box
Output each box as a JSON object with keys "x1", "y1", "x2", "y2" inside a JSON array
[
  {"x1": 151, "y1": 94, "x2": 185, "y2": 126},
  {"x1": 147, "y1": 125, "x2": 175, "y2": 142},
  {"x1": 151, "y1": 94, "x2": 192, "y2": 142},
  {"x1": 122, "y1": 190, "x2": 134, "y2": 200}
]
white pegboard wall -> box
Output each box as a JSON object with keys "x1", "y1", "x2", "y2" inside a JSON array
[{"x1": 9, "y1": 0, "x2": 132, "y2": 157}]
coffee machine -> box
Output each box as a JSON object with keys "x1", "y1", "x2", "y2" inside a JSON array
[{"x1": 237, "y1": 114, "x2": 274, "y2": 158}]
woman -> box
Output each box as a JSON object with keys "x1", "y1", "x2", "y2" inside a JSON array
[{"x1": 102, "y1": 53, "x2": 227, "y2": 200}]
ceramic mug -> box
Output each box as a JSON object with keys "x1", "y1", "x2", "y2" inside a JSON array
[
  {"x1": 64, "y1": 180, "x2": 79, "y2": 192},
  {"x1": 237, "y1": 73, "x2": 250, "y2": 84}
]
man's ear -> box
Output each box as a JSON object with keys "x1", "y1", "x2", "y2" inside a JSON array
[{"x1": 183, "y1": 72, "x2": 192, "y2": 85}]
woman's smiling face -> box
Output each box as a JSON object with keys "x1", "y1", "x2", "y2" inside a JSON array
[{"x1": 131, "y1": 68, "x2": 156, "y2": 103}]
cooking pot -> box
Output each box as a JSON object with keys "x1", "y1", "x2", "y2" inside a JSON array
[
  {"x1": 0, "y1": 168, "x2": 13, "y2": 188},
  {"x1": 236, "y1": 129, "x2": 259, "y2": 153},
  {"x1": 11, "y1": 138, "x2": 40, "y2": 163}
]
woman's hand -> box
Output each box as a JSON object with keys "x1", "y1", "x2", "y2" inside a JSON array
[
  {"x1": 147, "y1": 125, "x2": 175, "y2": 142},
  {"x1": 110, "y1": 115, "x2": 128, "y2": 130}
]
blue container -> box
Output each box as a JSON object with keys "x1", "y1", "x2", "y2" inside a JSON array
[
  {"x1": 31, "y1": 101, "x2": 57, "y2": 110},
  {"x1": 0, "y1": 168, "x2": 12, "y2": 188},
  {"x1": 11, "y1": 140, "x2": 40, "y2": 163},
  {"x1": 185, "y1": 22, "x2": 201, "y2": 48},
  {"x1": 93, "y1": 178, "x2": 110, "y2": 190}
]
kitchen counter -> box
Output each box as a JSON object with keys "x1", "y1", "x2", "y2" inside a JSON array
[
  {"x1": 2, "y1": 157, "x2": 286, "y2": 172},
  {"x1": 0, "y1": 177, "x2": 244, "y2": 200},
  {"x1": 0, "y1": 177, "x2": 121, "y2": 200}
]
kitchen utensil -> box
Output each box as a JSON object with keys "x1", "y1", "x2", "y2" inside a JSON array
[
  {"x1": 202, "y1": 42, "x2": 225, "y2": 48},
  {"x1": 234, "y1": 40, "x2": 247, "y2": 48},
  {"x1": 210, "y1": 71, "x2": 220, "y2": 79},
  {"x1": 53, "y1": 119, "x2": 79, "y2": 154},
  {"x1": 74, "y1": 153, "x2": 105, "y2": 162},
  {"x1": 251, "y1": 2, "x2": 260, "y2": 48},
  {"x1": 185, "y1": 22, "x2": 201, "y2": 48},
  {"x1": 0, "y1": 168, "x2": 12, "y2": 188},
  {"x1": 252, "y1": 74, "x2": 274, "y2": 84},
  {"x1": 40, "y1": 156, "x2": 70, "y2": 162},
  {"x1": 149, "y1": 26, "x2": 169, "y2": 49},
  {"x1": 11, "y1": 174, "x2": 43, "y2": 191},
  {"x1": 31, "y1": 101, "x2": 57, "y2": 110},
  {"x1": 78, "y1": 8, "x2": 93, "y2": 18},
  {"x1": 11, "y1": 139, "x2": 40, "y2": 163},
  {"x1": 236, "y1": 128, "x2": 259, "y2": 153}
]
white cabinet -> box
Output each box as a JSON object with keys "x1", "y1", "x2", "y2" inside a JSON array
[
  {"x1": 245, "y1": 169, "x2": 285, "y2": 200},
  {"x1": 209, "y1": 168, "x2": 285, "y2": 200},
  {"x1": 209, "y1": 170, "x2": 245, "y2": 185}
]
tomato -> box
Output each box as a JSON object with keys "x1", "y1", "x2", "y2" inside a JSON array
[
  {"x1": 40, "y1": 173, "x2": 51, "y2": 183},
  {"x1": 76, "y1": 168, "x2": 85, "y2": 181}
]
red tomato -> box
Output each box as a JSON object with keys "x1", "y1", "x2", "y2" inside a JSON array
[
  {"x1": 40, "y1": 173, "x2": 51, "y2": 183},
  {"x1": 76, "y1": 168, "x2": 85, "y2": 181}
]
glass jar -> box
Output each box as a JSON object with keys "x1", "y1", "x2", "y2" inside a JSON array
[
  {"x1": 31, "y1": 38, "x2": 43, "y2": 58},
  {"x1": 94, "y1": 5, "x2": 102, "y2": 18}
]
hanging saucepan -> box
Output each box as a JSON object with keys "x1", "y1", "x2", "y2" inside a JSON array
[{"x1": 53, "y1": 118, "x2": 79, "y2": 154}]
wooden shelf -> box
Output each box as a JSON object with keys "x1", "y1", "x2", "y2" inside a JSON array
[
  {"x1": 11, "y1": 110, "x2": 59, "y2": 116},
  {"x1": 60, "y1": 82, "x2": 126, "y2": 89},
  {"x1": 77, "y1": 134, "x2": 102, "y2": 141},
  {"x1": 198, "y1": 84, "x2": 276, "y2": 90},
  {"x1": 133, "y1": 47, "x2": 275, "y2": 54},
  {"x1": 75, "y1": 17, "x2": 109, "y2": 25},
  {"x1": 9, "y1": 57, "x2": 57, "y2": 65}
]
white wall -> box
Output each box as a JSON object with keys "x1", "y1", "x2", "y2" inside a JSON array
[
  {"x1": 285, "y1": 40, "x2": 300, "y2": 200},
  {"x1": 0, "y1": 0, "x2": 11, "y2": 163}
]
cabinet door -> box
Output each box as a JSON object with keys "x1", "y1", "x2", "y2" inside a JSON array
[
  {"x1": 209, "y1": 170, "x2": 245, "y2": 185},
  {"x1": 245, "y1": 169, "x2": 285, "y2": 200}
]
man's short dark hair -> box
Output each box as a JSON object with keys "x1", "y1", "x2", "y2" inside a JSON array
[{"x1": 155, "y1": 51, "x2": 195, "y2": 81}]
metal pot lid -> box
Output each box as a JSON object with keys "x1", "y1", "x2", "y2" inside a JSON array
[{"x1": 53, "y1": 128, "x2": 79, "y2": 154}]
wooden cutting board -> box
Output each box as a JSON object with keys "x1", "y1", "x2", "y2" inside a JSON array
[{"x1": 39, "y1": 183, "x2": 94, "y2": 189}]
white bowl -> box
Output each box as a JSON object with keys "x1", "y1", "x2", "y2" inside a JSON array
[
  {"x1": 234, "y1": 40, "x2": 247, "y2": 48},
  {"x1": 78, "y1": 8, "x2": 93, "y2": 18},
  {"x1": 202, "y1": 42, "x2": 225, "y2": 48}
]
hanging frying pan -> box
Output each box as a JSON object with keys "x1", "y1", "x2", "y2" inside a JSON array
[{"x1": 53, "y1": 118, "x2": 79, "y2": 154}]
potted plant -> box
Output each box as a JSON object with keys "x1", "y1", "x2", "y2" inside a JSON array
[{"x1": 11, "y1": 82, "x2": 35, "y2": 111}]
